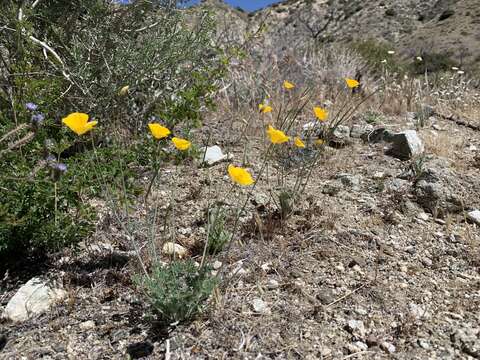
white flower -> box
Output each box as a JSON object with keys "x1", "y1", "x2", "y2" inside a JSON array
[
  {"x1": 416, "y1": 56, "x2": 423, "y2": 61},
  {"x1": 457, "y1": 70, "x2": 465, "y2": 75},
  {"x1": 451, "y1": 66, "x2": 459, "y2": 71},
  {"x1": 387, "y1": 50, "x2": 395, "y2": 55}
]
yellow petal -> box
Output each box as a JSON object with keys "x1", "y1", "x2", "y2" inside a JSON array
[
  {"x1": 313, "y1": 106, "x2": 328, "y2": 121},
  {"x1": 261, "y1": 105, "x2": 273, "y2": 113},
  {"x1": 266, "y1": 125, "x2": 290, "y2": 144},
  {"x1": 171, "y1": 137, "x2": 191, "y2": 151},
  {"x1": 148, "y1": 123, "x2": 171, "y2": 140},
  {"x1": 62, "y1": 112, "x2": 91, "y2": 136},
  {"x1": 315, "y1": 139, "x2": 325, "y2": 146},
  {"x1": 228, "y1": 164, "x2": 254, "y2": 186},
  {"x1": 283, "y1": 80, "x2": 295, "y2": 90},
  {"x1": 294, "y1": 137, "x2": 305, "y2": 148},
  {"x1": 345, "y1": 78, "x2": 360, "y2": 89}
]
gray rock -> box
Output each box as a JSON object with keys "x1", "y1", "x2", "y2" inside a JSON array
[
  {"x1": 200, "y1": 146, "x2": 230, "y2": 166},
  {"x1": 333, "y1": 125, "x2": 350, "y2": 139},
  {"x1": 386, "y1": 130, "x2": 424, "y2": 160},
  {"x1": 385, "y1": 178, "x2": 410, "y2": 192},
  {"x1": 337, "y1": 173, "x2": 361, "y2": 190},
  {"x1": 361, "y1": 127, "x2": 395, "y2": 143},
  {"x1": 451, "y1": 327, "x2": 480, "y2": 358},
  {"x1": 3, "y1": 278, "x2": 67, "y2": 322},
  {"x1": 346, "y1": 319, "x2": 366, "y2": 338},
  {"x1": 350, "y1": 124, "x2": 374, "y2": 139},
  {"x1": 467, "y1": 210, "x2": 480, "y2": 225}
]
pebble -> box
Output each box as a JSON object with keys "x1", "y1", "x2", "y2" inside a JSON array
[
  {"x1": 380, "y1": 341, "x2": 396, "y2": 353},
  {"x1": 467, "y1": 210, "x2": 480, "y2": 225},
  {"x1": 251, "y1": 298, "x2": 269, "y2": 314},
  {"x1": 346, "y1": 319, "x2": 366, "y2": 337},
  {"x1": 162, "y1": 242, "x2": 187, "y2": 258},
  {"x1": 212, "y1": 260, "x2": 222, "y2": 270},
  {"x1": 418, "y1": 339, "x2": 430, "y2": 349},
  {"x1": 79, "y1": 320, "x2": 96, "y2": 330},
  {"x1": 267, "y1": 279, "x2": 280, "y2": 289}
]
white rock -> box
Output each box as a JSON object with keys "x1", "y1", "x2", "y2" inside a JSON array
[
  {"x1": 162, "y1": 242, "x2": 187, "y2": 258},
  {"x1": 251, "y1": 298, "x2": 269, "y2": 314},
  {"x1": 212, "y1": 260, "x2": 222, "y2": 270},
  {"x1": 79, "y1": 320, "x2": 96, "y2": 330},
  {"x1": 347, "y1": 319, "x2": 366, "y2": 337},
  {"x1": 417, "y1": 212, "x2": 429, "y2": 221},
  {"x1": 380, "y1": 341, "x2": 396, "y2": 353},
  {"x1": 200, "y1": 146, "x2": 230, "y2": 166},
  {"x1": 467, "y1": 210, "x2": 480, "y2": 225},
  {"x1": 3, "y1": 278, "x2": 67, "y2": 322},
  {"x1": 267, "y1": 279, "x2": 280, "y2": 289}
]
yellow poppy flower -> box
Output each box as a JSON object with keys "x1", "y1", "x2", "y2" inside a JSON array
[
  {"x1": 148, "y1": 123, "x2": 171, "y2": 140},
  {"x1": 283, "y1": 80, "x2": 295, "y2": 90},
  {"x1": 62, "y1": 112, "x2": 97, "y2": 136},
  {"x1": 259, "y1": 103, "x2": 273, "y2": 113},
  {"x1": 266, "y1": 125, "x2": 290, "y2": 144},
  {"x1": 171, "y1": 137, "x2": 191, "y2": 151},
  {"x1": 228, "y1": 164, "x2": 254, "y2": 186},
  {"x1": 118, "y1": 85, "x2": 129, "y2": 96},
  {"x1": 294, "y1": 137, "x2": 305, "y2": 148},
  {"x1": 345, "y1": 78, "x2": 360, "y2": 89},
  {"x1": 313, "y1": 106, "x2": 328, "y2": 121}
]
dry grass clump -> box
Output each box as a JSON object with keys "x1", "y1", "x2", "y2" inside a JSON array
[{"x1": 422, "y1": 131, "x2": 465, "y2": 160}]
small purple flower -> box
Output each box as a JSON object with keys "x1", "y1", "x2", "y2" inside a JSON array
[
  {"x1": 51, "y1": 162, "x2": 67, "y2": 181},
  {"x1": 55, "y1": 163, "x2": 67, "y2": 173},
  {"x1": 31, "y1": 113, "x2": 45, "y2": 130},
  {"x1": 25, "y1": 102, "x2": 38, "y2": 111},
  {"x1": 46, "y1": 154, "x2": 56, "y2": 163}
]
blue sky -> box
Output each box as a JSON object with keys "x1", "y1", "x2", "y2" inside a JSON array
[
  {"x1": 117, "y1": 1, "x2": 283, "y2": 12},
  {"x1": 187, "y1": 1, "x2": 282, "y2": 11}
]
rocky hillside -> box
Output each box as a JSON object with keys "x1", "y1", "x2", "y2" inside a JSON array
[{"x1": 200, "y1": 0, "x2": 480, "y2": 72}]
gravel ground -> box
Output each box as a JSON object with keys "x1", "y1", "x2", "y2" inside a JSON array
[{"x1": 1, "y1": 112, "x2": 480, "y2": 359}]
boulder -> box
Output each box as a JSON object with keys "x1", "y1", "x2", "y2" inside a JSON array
[
  {"x1": 3, "y1": 278, "x2": 67, "y2": 323},
  {"x1": 386, "y1": 130, "x2": 424, "y2": 160}
]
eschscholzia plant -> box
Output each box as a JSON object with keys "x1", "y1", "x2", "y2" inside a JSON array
[
  {"x1": 148, "y1": 123, "x2": 171, "y2": 140},
  {"x1": 294, "y1": 137, "x2": 305, "y2": 148},
  {"x1": 313, "y1": 106, "x2": 328, "y2": 121},
  {"x1": 259, "y1": 102, "x2": 273, "y2": 113},
  {"x1": 267, "y1": 125, "x2": 289, "y2": 144},
  {"x1": 62, "y1": 112, "x2": 97, "y2": 136},
  {"x1": 228, "y1": 164, "x2": 254, "y2": 186},
  {"x1": 171, "y1": 137, "x2": 191, "y2": 151},
  {"x1": 345, "y1": 78, "x2": 360, "y2": 89},
  {"x1": 283, "y1": 80, "x2": 295, "y2": 90}
]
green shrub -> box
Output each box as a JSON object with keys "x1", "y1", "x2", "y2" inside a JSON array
[
  {"x1": 136, "y1": 260, "x2": 217, "y2": 324},
  {"x1": 409, "y1": 51, "x2": 457, "y2": 75},
  {"x1": 0, "y1": 1, "x2": 224, "y2": 133},
  {"x1": 350, "y1": 39, "x2": 406, "y2": 75}
]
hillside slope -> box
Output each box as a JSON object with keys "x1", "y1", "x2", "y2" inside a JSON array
[{"x1": 201, "y1": 0, "x2": 480, "y2": 72}]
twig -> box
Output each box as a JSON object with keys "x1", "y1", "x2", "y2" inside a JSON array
[
  {"x1": 28, "y1": 35, "x2": 64, "y2": 66},
  {"x1": 325, "y1": 283, "x2": 367, "y2": 308}
]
